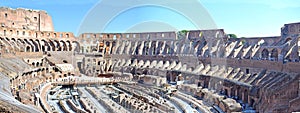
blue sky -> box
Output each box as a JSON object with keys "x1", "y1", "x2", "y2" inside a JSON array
[{"x1": 0, "y1": 0, "x2": 299, "y2": 37}]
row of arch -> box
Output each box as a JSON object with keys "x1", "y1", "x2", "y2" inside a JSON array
[
  {"x1": 85, "y1": 39, "x2": 211, "y2": 56},
  {"x1": 81, "y1": 38, "x2": 297, "y2": 62},
  {"x1": 0, "y1": 37, "x2": 80, "y2": 53},
  {"x1": 261, "y1": 48, "x2": 279, "y2": 61},
  {"x1": 79, "y1": 32, "x2": 176, "y2": 39},
  {"x1": 83, "y1": 39, "x2": 279, "y2": 60}
]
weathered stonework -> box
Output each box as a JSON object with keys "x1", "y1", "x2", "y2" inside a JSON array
[
  {"x1": 0, "y1": 7, "x2": 299, "y2": 113},
  {"x1": 0, "y1": 7, "x2": 54, "y2": 31}
]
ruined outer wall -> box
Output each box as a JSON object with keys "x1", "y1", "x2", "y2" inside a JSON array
[
  {"x1": 0, "y1": 7, "x2": 54, "y2": 31},
  {"x1": 0, "y1": 27, "x2": 74, "y2": 39},
  {"x1": 78, "y1": 32, "x2": 177, "y2": 40},
  {"x1": 200, "y1": 57, "x2": 300, "y2": 73}
]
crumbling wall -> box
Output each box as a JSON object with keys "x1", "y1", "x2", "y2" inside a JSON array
[{"x1": 0, "y1": 7, "x2": 54, "y2": 31}]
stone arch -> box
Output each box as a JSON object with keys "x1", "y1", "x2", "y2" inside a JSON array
[
  {"x1": 111, "y1": 41, "x2": 117, "y2": 54},
  {"x1": 24, "y1": 39, "x2": 34, "y2": 52},
  {"x1": 261, "y1": 49, "x2": 269, "y2": 60},
  {"x1": 60, "y1": 40, "x2": 68, "y2": 51},
  {"x1": 270, "y1": 48, "x2": 278, "y2": 61},
  {"x1": 285, "y1": 38, "x2": 292, "y2": 44},
  {"x1": 72, "y1": 41, "x2": 80, "y2": 53},
  {"x1": 11, "y1": 38, "x2": 16, "y2": 42},
  {"x1": 150, "y1": 41, "x2": 157, "y2": 55},
  {"x1": 17, "y1": 38, "x2": 24, "y2": 44},
  {"x1": 48, "y1": 40, "x2": 56, "y2": 51},
  {"x1": 243, "y1": 89, "x2": 248, "y2": 103},
  {"x1": 66, "y1": 40, "x2": 72, "y2": 51},
  {"x1": 36, "y1": 62, "x2": 40, "y2": 67},
  {"x1": 237, "y1": 86, "x2": 242, "y2": 100},
  {"x1": 25, "y1": 46, "x2": 31, "y2": 52},
  {"x1": 91, "y1": 47, "x2": 97, "y2": 52},
  {"x1": 29, "y1": 39, "x2": 39, "y2": 52},
  {"x1": 35, "y1": 39, "x2": 41, "y2": 52},
  {"x1": 105, "y1": 41, "x2": 111, "y2": 54},
  {"x1": 224, "y1": 88, "x2": 228, "y2": 96},
  {"x1": 9, "y1": 38, "x2": 18, "y2": 51},
  {"x1": 53, "y1": 40, "x2": 61, "y2": 51},
  {"x1": 135, "y1": 41, "x2": 142, "y2": 55},
  {"x1": 16, "y1": 39, "x2": 25, "y2": 51},
  {"x1": 41, "y1": 39, "x2": 50, "y2": 51}
]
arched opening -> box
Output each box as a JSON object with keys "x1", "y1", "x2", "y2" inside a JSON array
[
  {"x1": 60, "y1": 41, "x2": 68, "y2": 51},
  {"x1": 30, "y1": 39, "x2": 39, "y2": 52},
  {"x1": 54, "y1": 40, "x2": 61, "y2": 51},
  {"x1": 36, "y1": 62, "x2": 39, "y2": 67},
  {"x1": 72, "y1": 41, "x2": 80, "y2": 53},
  {"x1": 26, "y1": 46, "x2": 31, "y2": 52},
  {"x1": 63, "y1": 60, "x2": 68, "y2": 63},
  {"x1": 42, "y1": 40, "x2": 50, "y2": 51},
  {"x1": 48, "y1": 40, "x2": 56, "y2": 51},
  {"x1": 111, "y1": 41, "x2": 116, "y2": 54},
  {"x1": 237, "y1": 87, "x2": 242, "y2": 100},
  {"x1": 41, "y1": 45, "x2": 45, "y2": 52},
  {"x1": 91, "y1": 47, "x2": 97, "y2": 52},
  {"x1": 285, "y1": 38, "x2": 292, "y2": 44},
  {"x1": 66, "y1": 41, "x2": 72, "y2": 51},
  {"x1": 197, "y1": 82, "x2": 202, "y2": 87},
  {"x1": 244, "y1": 89, "x2": 248, "y2": 103},
  {"x1": 250, "y1": 98, "x2": 255, "y2": 107},
  {"x1": 270, "y1": 49, "x2": 278, "y2": 61},
  {"x1": 135, "y1": 42, "x2": 142, "y2": 55},
  {"x1": 261, "y1": 49, "x2": 269, "y2": 60},
  {"x1": 224, "y1": 89, "x2": 228, "y2": 96}
]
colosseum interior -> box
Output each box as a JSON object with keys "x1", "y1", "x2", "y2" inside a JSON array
[{"x1": 0, "y1": 7, "x2": 299, "y2": 113}]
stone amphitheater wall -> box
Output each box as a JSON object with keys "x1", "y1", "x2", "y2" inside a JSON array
[
  {"x1": 0, "y1": 27, "x2": 74, "y2": 39},
  {"x1": 0, "y1": 7, "x2": 54, "y2": 31}
]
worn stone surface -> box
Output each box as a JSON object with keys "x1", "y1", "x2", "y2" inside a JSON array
[{"x1": 0, "y1": 7, "x2": 299, "y2": 113}]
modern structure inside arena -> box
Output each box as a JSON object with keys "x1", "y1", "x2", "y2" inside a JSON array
[{"x1": 0, "y1": 7, "x2": 299, "y2": 113}]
